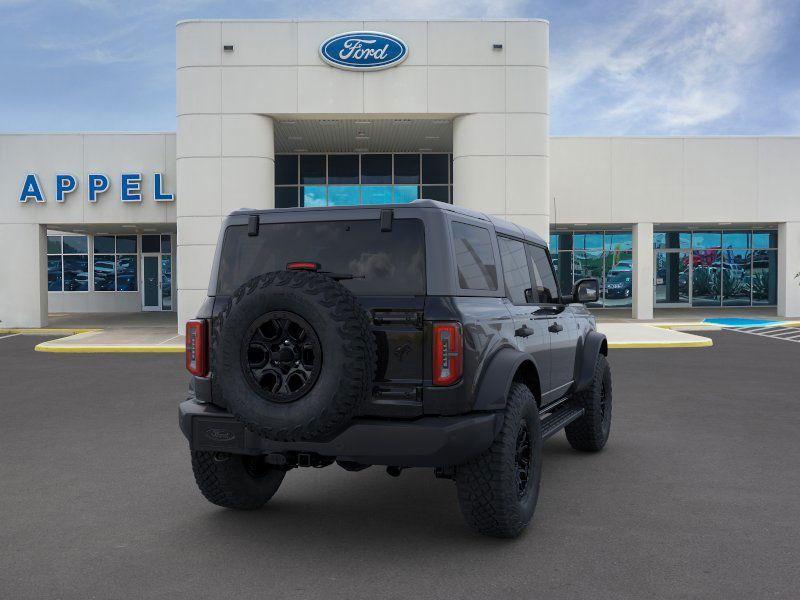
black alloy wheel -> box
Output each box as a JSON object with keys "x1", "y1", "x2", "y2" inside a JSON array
[
  {"x1": 514, "y1": 423, "x2": 533, "y2": 499},
  {"x1": 242, "y1": 311, "x2": 322, "y2": 403}
]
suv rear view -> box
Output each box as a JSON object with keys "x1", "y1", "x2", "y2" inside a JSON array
[{"x1": 180, "y1": 200, "x2": 611, "y2": 537}]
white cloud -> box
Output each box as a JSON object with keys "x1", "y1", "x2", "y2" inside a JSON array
[{"x1": 551, "y1": 0, "x2": 791, "y2": 133}]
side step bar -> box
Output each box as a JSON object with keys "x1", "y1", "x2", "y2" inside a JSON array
[{"x1": 540, "y1": 405, "x2": 585, "y2": 440}]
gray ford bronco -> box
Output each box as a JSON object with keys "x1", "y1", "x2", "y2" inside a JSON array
[{"x1": 179, "y1": 200, "x2": 611, "y2": 538}]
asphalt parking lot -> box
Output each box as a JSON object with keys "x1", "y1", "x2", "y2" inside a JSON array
[{"x1": 1, "y1": 331, "x2": 799, "y2": 599}]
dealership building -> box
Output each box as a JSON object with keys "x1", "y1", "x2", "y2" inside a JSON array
[{"x1": 1, "y1": 18, "x2": 798, "y2": 329}]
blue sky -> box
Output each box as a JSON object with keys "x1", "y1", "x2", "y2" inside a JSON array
[{"x1": 1, "y1": 0, "x2": 798, "y2": 135}]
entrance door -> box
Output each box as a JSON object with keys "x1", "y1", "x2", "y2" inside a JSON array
[{"x1": 142, "y1": 255, "x2": 161, "y2": 311}]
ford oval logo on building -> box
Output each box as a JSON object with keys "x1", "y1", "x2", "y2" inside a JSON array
[{"x1": 320, "y1": 31, "x2": 408, "y2": 71}]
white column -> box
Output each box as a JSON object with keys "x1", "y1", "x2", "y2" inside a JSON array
[
  {"x1": 0, "y1": 224, "x2": 47, "y2": 328},
  {"x1": 778, "y1": 221, "x2": 800, "y2": 318},
  {"x1": 632, "y1": 222, "x2": 654, "y2": 320},
  {"x1": 177, "y1": 114, "x2": 275, "y2": 330},
  {"x1": 452, "y1": 113, "x2": 549, "y2": 241}
]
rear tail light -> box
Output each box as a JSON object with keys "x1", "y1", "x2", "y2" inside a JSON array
[
  {"x1": 186, "y1": 319, "x2": 208, "y2": 377},
  {"x1": 432, "y1": 322, "x2": 463, "y2": 386}
]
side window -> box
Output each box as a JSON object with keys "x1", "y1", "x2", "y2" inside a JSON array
[
  {"x1": 498, "y1": 236, "x2": 533, "y2": 304},
  {"x1": 527, "y1": 244, "x2": 560, "y2": 304},
  {"x1": 451, "y1": 222, "x2": 498, "y2": 291}
]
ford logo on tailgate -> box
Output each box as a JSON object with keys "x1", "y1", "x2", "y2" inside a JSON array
[{"x1": 320, "y1": 31, "x2": 408, "y2": 71}]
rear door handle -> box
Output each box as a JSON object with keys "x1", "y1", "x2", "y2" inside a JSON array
[
  {"x1": 515, "y1": 325, "x2": 535, "y2": 338},
  {"x1": 548, "y1": 322, "x2": 563, "y2": 333}
]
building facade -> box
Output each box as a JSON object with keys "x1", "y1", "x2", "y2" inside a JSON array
[{"x1": 0, "y1": 19, "x2": 798, "y2": 329}]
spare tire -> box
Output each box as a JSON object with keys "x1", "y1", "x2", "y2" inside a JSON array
[{"x1": 213, "y1": 270, "x2": 376, "y2": 442}]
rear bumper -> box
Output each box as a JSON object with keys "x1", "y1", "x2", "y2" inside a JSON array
[{"x1": 179, "y1": 400, "x2": 498, "y2": 468}]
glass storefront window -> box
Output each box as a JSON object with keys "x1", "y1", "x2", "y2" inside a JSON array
[
  {"x1": 141, "y1": 234, "x2": 160, "y2": 253},
  {"x1": 574, "y1": 233, "x2": 603, "y2": 250},
  {"x1": 116, "y1": 235, "x2": 137, "y2": 254},
  {"x1": 604, "y1": 250, "x2": 633, "y2": 306},
  {"x1": 752, "y1": 250, "x2": 778, "y2": 304},
  {"x1": 692, "y1": 231, "x2": 721, "y2": 249},
  {"x1": 161, "y1": 235, "x2": 172, "y2": 254},
  {"x1": 554, "y1": 251, "x2": 573, "y2": 298},
  {"x1": 604, "y1": 232, "x2": 632, "y2": 251},
  {"x1": 47, "y1": 234, "x2": 88, "y2": 292},
  {"x1": 652, "y1": 229, "x2": 777, "y2": 307},
  {"x1": 394, "y1": 185, "x2": 418, "y2": 203},
  {"x1": 655, "y1": 251, "x2": 690, "y2": 305},
  {"x1": 361, "y1": 154, "x2": 391, "y2": 184},
  {"x1": 654, "y1": 232, "x2": 690, "y2": 249},
  {"x1": 276, "y1": 153, "x2": 452, "y2": 207},
  {"x1": 421, "y1": 185, "x2": 449, "y2": 203},
  {"x1": 47, "y1": 235, "x2": 62, "y2": 254},
  {"x1": 328, "y1": 155, "x2": 358, "y2": 184},
  {"x1": 394, "y1": 154, "x2": 419, "y2": 184},
  {"x1": 362, "y1": 186, "x2": 393, "y2": 204},
  {"x1": 47, "y1": 256, "x2": 62, "y2": 291},
  {"x1": 691, "y1": 250, "x2": 721, "y2": 306},
  {"x1": 94, "y1": 235, "x2": 115, "y2": 253},
  {"x1": 93, "y1": 255, "x2": 116, "y2": 291},
  {"x1": 275, "y1": 154, "x2": 298, "y2": 185},
  {"x1": 116, "y1": 256, "x2": 137, "y2": 292},
  {"x1": 63, "y1": 255, "x2": 89, "y2": 291},
  {"x1": 328, "y1": 186, "x2": 360, "y2": 206},
  {"x1": 302, "y1": 185, "x2": 326, "y2": 207},
  {"x1": 300, "y1": 155, "x2": 326, "y2": 184},
  {"x1": 722, "y1": 249, "x2": 752, "y2": 306},
  {"x1": 422, "y1": 154, "x2": 449, "y2": 184},
  {"x1": 722, "y1": 231, "x2": 750, "y2": 249},
  {"x1": 63, "y1": 235, "x2": 88, "y2": 254},
  {"x1": 275, "y1": 187, "x2": 298, "y2": 208},
  {"x1": 752, "y1": 231, "x2": 778, "y2": 249}
]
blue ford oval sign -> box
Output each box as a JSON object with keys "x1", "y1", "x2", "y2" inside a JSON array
[{"x1": 319, "y1": 31, "x2": 408, "y2": 71}]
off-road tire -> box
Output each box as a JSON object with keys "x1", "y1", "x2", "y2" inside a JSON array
[
  {"x1": 455, "y1": 383, "x2": 542, "y2": 538},
  {"x1": 565, "y1": 354, "x2": 612, "y2": 452},
  {"x1": 213, "y1": 270, "x2": 376, "y2": 442},
  {"x1": 191, "y1": 451, "x2": 285, "y2": 510}
]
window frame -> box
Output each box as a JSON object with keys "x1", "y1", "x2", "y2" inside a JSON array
[
  {"x1": 47, "y1": 234, "x2": 89, "y2": 293},
  {"x1": 525, "y1": 242, "x2": 564, "y2": 306},
  {"x1": 92, "y1": 234, "x2": 139, "y2": 293},
  {"x1": 449, "y1": 219, "x2": 500, "y2": 295},
  {"x1": 274, "y1": 152, "x2": 453, "y2": 208},
  {"x1": 497, "y1": 235, "x2": 536, "y2": 306}
]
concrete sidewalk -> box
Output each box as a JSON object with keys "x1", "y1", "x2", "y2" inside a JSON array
[
  {"x1": 0, "y1": 312, "x2": 184, "y2": 353},
  {"x1": 598, "y1": 322, "x2": 713, "y2": 348},
  {"x1": 2, "y1": 310, "x2": 718, "y2": 353}
]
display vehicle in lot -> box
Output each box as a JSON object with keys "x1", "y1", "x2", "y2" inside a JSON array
[{"x1": 179, "y1": 200, "x2": 612, "y2": 537}]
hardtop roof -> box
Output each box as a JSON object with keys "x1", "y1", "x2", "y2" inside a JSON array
[{"x1": 230, "y1": 199, "x2": 547, "y2": 246}]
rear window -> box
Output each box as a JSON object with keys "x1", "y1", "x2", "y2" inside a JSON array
[
  {"x1": 216, "y1": 219, "x2": 426, "y2": 296},
  {"x1": 451, "y1": 222, "x2": 498, "y2": 291}
]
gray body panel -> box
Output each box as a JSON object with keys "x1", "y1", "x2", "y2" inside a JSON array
[{"x1": 199, "y1": 199, "x2": 603, "y2": 420}]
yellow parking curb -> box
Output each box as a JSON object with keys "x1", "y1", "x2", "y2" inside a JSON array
[
  {"x1": 0, "y1": 328, "x2": 100, "y2": 335},
  {"x1": 34, "y1": 343, "x2": 183, "y2": 353},
  {"x1": 609, "y1": 338, "x2": 713, "y2": 349}
]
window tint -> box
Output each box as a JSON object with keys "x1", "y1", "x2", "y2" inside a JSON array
[
  {"x1": 275, "y1": 155, "x2": 298, "y2": 185},
  {"x1": 328, "y1": 155, "x2": 358, "y2": 184},
  {"x1": 300, "y1": 155, "x2": 325, "y2": 184},
  {"x1": 361, "y1": 154, "x2": 391, "y2": 184},
  {"x1": 451, "y1": 222, "x2": 498, "y2": 291},
  {"x1": 141, "y1": 234, "x2": 160, "y2": 253},
  {"x1": 527, "y1": 244, "x2": 560, "y2": 304},
  {"x1": 498, "y1": 237, "x2": 533, "y2": 304},
  {"x1": 217, "y1": 219, "x2": 426, "y2": 297}
]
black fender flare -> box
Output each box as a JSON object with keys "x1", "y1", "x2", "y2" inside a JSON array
[
  {"x1": 472, "y1": 347, "x2": 542, "y2": 411},
  {"x1": 574, "y1": 331, "x2": 608, "y2": 393}
]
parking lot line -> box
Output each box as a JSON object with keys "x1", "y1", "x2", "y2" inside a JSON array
[{"x1": 0, "y1": 333, "x2": 21, "y2": 341}]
